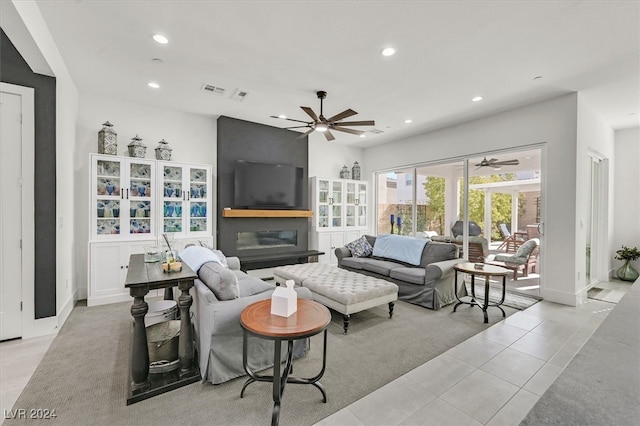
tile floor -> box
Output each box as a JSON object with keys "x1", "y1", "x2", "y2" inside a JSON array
[
  {"x1": 0, "y1": 286, "x2": 622, "y2": 426},
  {"x1": 316, "y1": 297, "x2": 617, "y2": 426}
]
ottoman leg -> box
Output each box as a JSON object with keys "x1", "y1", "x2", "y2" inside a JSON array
[
  {"x1": 388, "y1": 302, "x2": 395, "y2": 319},
  {"x1": 342, "y1": 314, "x2": 350, "y2": 334}
]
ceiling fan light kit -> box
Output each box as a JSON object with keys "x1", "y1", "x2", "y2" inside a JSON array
[{"x1": 271, "y1": 90, "x2": 375, "y2": 141}]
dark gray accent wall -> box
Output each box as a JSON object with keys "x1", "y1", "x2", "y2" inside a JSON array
[
  {"x1": 1, "y1": 28, "x2": 57, "y2": 319},
  {"x1": 217, "y1": 116, "x2": 309, "y2": 259}
]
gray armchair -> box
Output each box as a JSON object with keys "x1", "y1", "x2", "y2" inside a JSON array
[{"x1": 190, "y1": 256, "x2": 312, "y2": 384}]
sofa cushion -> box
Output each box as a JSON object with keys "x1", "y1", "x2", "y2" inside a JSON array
[
  {"x1": 390, "y1": 267, "x2": 426, "y2": 285},
  {"x1": 198, "y1": 261, "x2": 239, "y2": 300},
  {"x1": 341, "y1": 257, "x2": 368, "y2": 270},
  {"x1": 234, "y1": 271, "x2": 275, "y2": 297},
  {"x1": 420, "y1": 242, "x2": 457, "y2": 267},
  {"x1": 362, "y1": 258, "x2": 403, "y2": 276},
  {"x1": 345, "y1": 235, "x2": 374, "y2": 257}
]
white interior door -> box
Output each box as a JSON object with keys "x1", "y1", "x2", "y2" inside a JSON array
[{"x1": 0, "y1": 90, "x2": 23, "y2": 340}]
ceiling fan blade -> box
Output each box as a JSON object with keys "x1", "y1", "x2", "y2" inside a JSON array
[
  {"x1": 284, "y1": 125, "x2": 312, "y2": 130},
  {"x1": 270, "y1": 115, "x2": 312, "y2": 124},
  {"x1": 297, "y1": 127, "x2": 315, "y2": 139},
  {"x1": 300, "y1": 106, "x2": 319, "y2": 122},
  {"x1": 493, "y1": 160, "x2": 520, "y2": 166},
  {"x1": 333, "y1": 120, "x2": 375, "y2": 127},
  {"x1": 488, "y1": 158, "x2": 499, "y2": 163},
  {"x1": 327, "y1": 109, "x2": 357, "y2": 123},
  {"x1": 332, "y1": 126, "x2": 365, "y2": 136},
  {"x1": 324, "y1": 130, "x2": 335, "y2": 141}
]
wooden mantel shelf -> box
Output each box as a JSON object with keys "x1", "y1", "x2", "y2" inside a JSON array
[{"x1": 222, "y1": 209, "x2": 313, "y2": 218}]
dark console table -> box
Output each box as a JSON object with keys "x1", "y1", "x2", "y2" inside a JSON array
[
  {"x1": 124, "y1": 254, "x2": 200, "y2": 405},
  {"x1": 238, "y1": 250, "x2": 324, "y2": 271}
]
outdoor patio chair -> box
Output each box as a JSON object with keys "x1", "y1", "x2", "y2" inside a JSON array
[
  {"x1": 488, "y1": 238, "x2": 539, "y2": 280},
  {"x1": 496, "y1": 223, "x2": 526, "y2": 253}
]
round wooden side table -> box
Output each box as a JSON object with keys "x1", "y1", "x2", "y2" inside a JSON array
[
  {"x1": 240, "y1": 298, "x2": 331, "y2": 426},
  {"x1": 453, "y1": 262, "x2": 511, "y2": 323}
]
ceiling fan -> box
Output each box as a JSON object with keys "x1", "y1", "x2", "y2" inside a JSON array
[
  {"x1": 270, "y1": 91, "x2": 375, "y2": 141},
  {"x1": 475, "y1": 156, "x2": 520, "y2": 169}
]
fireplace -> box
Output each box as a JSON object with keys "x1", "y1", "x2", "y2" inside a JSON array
[{"x1": 237, "y1": 230, "x2": 298, "y2": 251}]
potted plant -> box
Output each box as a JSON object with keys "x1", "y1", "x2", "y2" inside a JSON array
[{"x1": 614, "y1": 245, "x2": 640, "y2": 282}]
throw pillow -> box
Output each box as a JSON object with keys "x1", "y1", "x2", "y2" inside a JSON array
[
  {"x1": 198, "y1": 261, "x2": 239, "y2": 300},
  {"x1": 345, "y1": 235, "x2": 373, "y2": 257}
]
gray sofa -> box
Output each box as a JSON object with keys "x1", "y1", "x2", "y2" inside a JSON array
[
  {"x1": 335, "y1": 235, "x2": 465, "y2": 309},
  {"x1": 189, "y1": 255, "x2": 312, "y2": 384}
]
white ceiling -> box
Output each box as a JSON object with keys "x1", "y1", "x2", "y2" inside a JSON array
[{"x1": 24, "y1": 1, "x2": 640, "y2": 147}]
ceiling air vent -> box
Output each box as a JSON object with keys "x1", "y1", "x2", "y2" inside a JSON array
[
  {"x1": 201, "y1": 84, "x2": 225, "y2": 95},
  {"x1": 368, "y1": 128, "x2": 384, "y2": 134},
  {"x1": 231, "y1": 89, "x2": 249, "y2": 102}
]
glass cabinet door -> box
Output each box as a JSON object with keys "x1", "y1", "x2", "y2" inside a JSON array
[
  {"x1": 332, "y1": 181, "x2": 343, "y2": 205},
  {"x1": 188, "y1": 167, "x2": 208, "y2": 233},
  {"x1": 357, "y1": 182, "x2": 368, "y2": 227},
  {"x1": 128, "y1": 161, "x2": 153, "y2": 235},
  {"x1": 162, "y1": 165, "x2": 184, "y2": 233},
  {"x1": 95, "y1": 157, "x2": 122, "y2": 236}
]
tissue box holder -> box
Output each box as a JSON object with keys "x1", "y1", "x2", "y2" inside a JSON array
[{"x1": 271, "y1": 280, "x2": 298, "y2": 317}]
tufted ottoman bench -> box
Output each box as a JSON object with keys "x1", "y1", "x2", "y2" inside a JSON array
[{"x1": 273, "y1": 263, "x2": 398, "y2": 334}]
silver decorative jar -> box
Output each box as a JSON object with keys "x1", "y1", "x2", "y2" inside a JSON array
[
  {"x1": 97, "y1": 121, "x2": 118, "y2": 155},
  {"x1": 127, "y1": 134, "x2": 146, "y2": 158},
  {"x1": 155, "y1": 139, "x2": 173, "y2": 161},
  {"x1": 352, "y1": 161, "x2": 361, "y2": 180},
  {"x1": 340, "y1": 165, "x2": 350, "y2": 179}
]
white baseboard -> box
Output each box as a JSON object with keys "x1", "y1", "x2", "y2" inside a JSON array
[
  {"x1": 57, "y1": 289, "x2": 77, "y2": 328},
  {"x1": 87, "y1": 293, "x2": 131, "y2": 307},
  {"x1": 540, "y1": 286, "x2": 580, "y2": 306}
]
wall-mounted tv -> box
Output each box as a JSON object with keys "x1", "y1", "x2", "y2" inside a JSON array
[{"x1": 234, "y1": 160, "x2": 304, "y2": 209}]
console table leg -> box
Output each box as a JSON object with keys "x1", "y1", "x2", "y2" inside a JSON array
[
  {"x1": 130, "y1": 295, "x2": 149, "y2": 391},
  {"x1": 178, "y1": 280, "x2": 195, "y2": 374}
]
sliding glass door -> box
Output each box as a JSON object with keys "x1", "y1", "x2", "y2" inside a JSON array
[{"x1": 374, "y1": 148, "x2": 543, "y2": 296}]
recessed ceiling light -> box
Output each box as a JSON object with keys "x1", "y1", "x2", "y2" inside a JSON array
[
  {"x1": 151, "y1": 58, "x2": 164, "y2": 64},
  {"x1": 404, "y1": 119, "x2": 413, "y2": 124},
  {"x1": 533, "y1": 76, "x2": 543, "y2": 80},
  {"x1": 153, "y1": 34, "x2": 168, "y2": 44},
  {"x1": 278, "y1": 114, "x2": 287, "y2": 119},
  {"x1": 360, "y1": 134, "x2": 366, "y2": 138},
  {"x1": 472, "y1": 96, "x2": 483, "y2": 102},
  {"x1": 148, "y1": 82, "x2": 160, "y2": 89},
  {"x1": 381, "y1": 47, "x2": 396, "y2": 57}
]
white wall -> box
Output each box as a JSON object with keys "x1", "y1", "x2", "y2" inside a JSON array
[
  {"x1": 612, "y1": 127, "x2": 640, "y2": 274},
  {"x1": 74, "y1": 93, "x2": 217, "y2": 298},
  {"x1": 364, "y1": 93, "x2": 581, "y2": 305},
  {"x1": 308, "y1": 139, "x2": 364, "y2": 180},
  {"x1": 576, "y1": 96, "x2": 615, "y2": 295}
]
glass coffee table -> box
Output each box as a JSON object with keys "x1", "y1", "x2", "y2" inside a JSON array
[{"x1": 453, "y1": 262, "x2": 511, "y2": 323}]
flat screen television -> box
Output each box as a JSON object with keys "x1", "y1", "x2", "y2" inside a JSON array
[{"x1": 234, "y1": 160, "x2": 304, "y2": 209}]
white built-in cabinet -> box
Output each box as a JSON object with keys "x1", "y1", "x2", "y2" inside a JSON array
[
  {"x1": 310, "y1": 177, "x2": 369, "y2": 265},
  {"x1": 88, "y1": 154, "x2": 213, "y2": 306}
]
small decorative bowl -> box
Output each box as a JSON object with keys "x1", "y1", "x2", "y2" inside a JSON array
[{"x1": 161, "y1": 261, "x2": 182, "y2": 273}]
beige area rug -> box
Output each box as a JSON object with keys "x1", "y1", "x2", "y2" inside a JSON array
[{"x1": 6, "y1": 297, "x2": 519, "y2": 426}]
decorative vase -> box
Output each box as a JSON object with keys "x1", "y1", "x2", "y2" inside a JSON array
[
  {"x1": 98, "y1": 121, "x2": 118, "y2": 155},
  {"x1": 340, "y1": 165, "x2": 350, "y2": 179},
  {"x1": 352, "y1": 161, "x2": 361, "y2": 180},
  {"x1": 155, "y1": 139, "x2": 173, "y2": 161},
  {"x1": 127, "y1": 134, "x2": 146, "y2": 158},
  {"x1": 616, "y1": 260, "x2": 639, "y2": 282}
]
